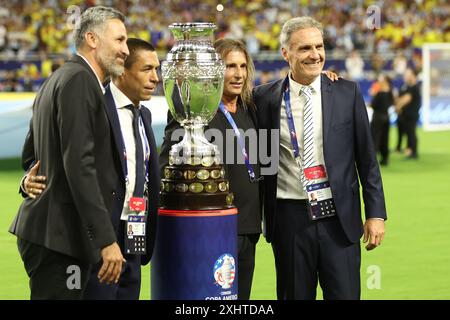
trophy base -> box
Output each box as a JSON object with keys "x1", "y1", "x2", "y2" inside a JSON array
[
  {"x1": 160, "y1": 157, "x2": 234, "y2": 210},
  {"x1": 159, "y1": 192, "x2": 233, "y2": 211},
  {"x1": 151, "y1": 207, "x2": 238, "y2": 300}
]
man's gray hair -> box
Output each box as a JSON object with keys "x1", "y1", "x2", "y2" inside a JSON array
[
  {"x1": 279, "y1": 17, "x2": 324, "y2": 49},
  {"x1": 75, "y1": 6, "x2": 125, "y2": 49}
]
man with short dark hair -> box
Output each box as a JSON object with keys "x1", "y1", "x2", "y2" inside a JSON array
[{"x1": 83, "y1": 38, "x2": 160, "y2": 300}]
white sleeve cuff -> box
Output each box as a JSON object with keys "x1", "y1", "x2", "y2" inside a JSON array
[{"x1": 19, "y1": 175, "x2": 28, "y2": 195}]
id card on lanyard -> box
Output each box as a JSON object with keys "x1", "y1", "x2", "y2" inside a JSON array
[
  {"x1": 125, "y1": 215, "x2": 147, "y2": 255},
  {"x1": 283, "y1": 78, "x2": 337, "y2": 220},
  {"x1": 119, "y1": 108, "x2": 150, "y2": 254}
]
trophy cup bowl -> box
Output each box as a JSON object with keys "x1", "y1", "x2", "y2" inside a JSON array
[{"x1": 160, "y1": 22, "x2": 234, "y2": 210}]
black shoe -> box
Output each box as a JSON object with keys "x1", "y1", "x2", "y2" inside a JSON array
[
  {"x1": 380, "y1": 159, "x2": 388, "y2": 166},
  {"x1": 405, "y1": 154, "x2": 418, "y2": 160}
]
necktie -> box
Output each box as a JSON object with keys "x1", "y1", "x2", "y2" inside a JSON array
[
  {"x1": 126, "y1": 105, "x2": 145, "y2": 197},
  {"x1": 300, "y1": 86, "x2": 314, "y2": 190}
]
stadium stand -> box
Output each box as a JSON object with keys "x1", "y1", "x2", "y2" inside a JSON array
[{"x1": 0, "y1": 0, "x2": 449, "y2": 99}]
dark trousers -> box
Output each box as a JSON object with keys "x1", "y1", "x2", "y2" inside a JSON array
[
  {"x1": 82, "y1": 221, "x2": 141, "y2": 300},
  {"x1": 396, "y1": 115, "x2": 405, "y2": 151},
  {"x1": 237, "y1": 233, "x2": 260, "y2": 300},
  {"x1": 371, "y1": 115, "x2": 389, "y2": 163},
  {"x1": 404, "y1": 118, "x2": 418, "y2": 156},
  {"x1": 17, "y1": 237, "x2": 91, "y2": 300},
  {"x1": 271, "y1": 199, "x2": 361, "y2": 300}
]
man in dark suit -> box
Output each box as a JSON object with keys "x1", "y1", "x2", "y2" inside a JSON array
[
  {"x1": 19, "y1": 38, "x2": 161, "y2": 300},
  {"x1": 82, "y1": 38, "x2": 160, "y2": 300},
  {"x1": 9, "y1": 6, "x2": 130, "y2": 299},
  {"x1": 254, "y1": 17, "x2": 387, "y2": 300}
]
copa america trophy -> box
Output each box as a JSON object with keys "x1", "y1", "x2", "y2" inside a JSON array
[
  {"x1": 152, "y1": 23, "x2": 238, "y2": 300},
  {"x1": 160, "y1": 22, "x2": 234, "y2": 210}
]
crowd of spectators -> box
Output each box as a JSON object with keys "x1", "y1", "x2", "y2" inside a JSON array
[{"x1": 1, "y1": 0, "x2": 449, "y2": 91}]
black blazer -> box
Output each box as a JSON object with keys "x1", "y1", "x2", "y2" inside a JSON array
[
  {"x1": 9, "y1": 55, "x2": 121, "y2": 263},
  {"x1": 254, "y1": 74, "x2": 387, "y2": 243},
  {"x1": 103, "y1": 84, "x2": 160, "y2": 265}
]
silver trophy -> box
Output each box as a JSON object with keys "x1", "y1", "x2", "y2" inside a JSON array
[
  {"x1": 161, "y1": 23, "x2": 233, "y2": 210},
  {"x1": 162, "y1": 22, "x2": 225, "y2": 165}
]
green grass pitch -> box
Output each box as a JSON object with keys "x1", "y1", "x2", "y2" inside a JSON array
[{"x1": 1, "y1": 128, "x2": 449, "y2": 299}]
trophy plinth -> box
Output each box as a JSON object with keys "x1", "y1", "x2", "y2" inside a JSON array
[{"x1": 160, "y1": 23, "x2": 233, "y2": 210}]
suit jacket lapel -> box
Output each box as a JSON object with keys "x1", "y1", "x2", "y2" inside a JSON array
[
  {"x1": 271, "y1": 78, "x2": 286, "y2": 130},
  {"x1": 140, "y1": 108, "x2": 155, "y2": 153},
  {"x1": 69, "y1": 55, "x2": 104, "y2": 96},
  {"x1": 321, "y1": 74, "x2": 334, "y2": 151},
  {"x1": 140, "y1": 108, "x2": 158, "y2": 182},
  {"x1": 104, "y1": 84, "x2": 127, "y2": 177}
]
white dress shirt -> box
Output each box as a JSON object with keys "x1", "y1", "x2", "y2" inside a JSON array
[
  {"x1": 277, "y1": 74, "x2": 326, "y2": 200},
  {"x1": 110, "y1": 81, "x2": 148, "y2": 220}
]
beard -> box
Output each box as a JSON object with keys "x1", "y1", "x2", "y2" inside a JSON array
[{"x1": 97, "y1": 48, "x2": 125, "y2": 78}]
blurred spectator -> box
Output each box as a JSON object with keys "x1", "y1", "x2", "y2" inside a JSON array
[
  {"x1": 370, "y1": 74, "x2": 394, "y2": 166},
  {"x1": 0, "y1": 23, "x2": 6, "y2": 51},
  {"x1": 3, "y1": 71, "x2": 21, "y2": 92},
  {"x1": 395, "y1": 67, "x2": 421, "y2": 159},
  {"x1": 345, "y1": 49, "x2": 364, "y2": 80},
  {"x1": 370, "y1": 52, "x2": 385, "y2": 77},
  {"x1": 393, "y1": 51, "x2": 408, "y2": 79},
  {"x1": 255, "y1": 70, "x2": 273, "y2": 86}
]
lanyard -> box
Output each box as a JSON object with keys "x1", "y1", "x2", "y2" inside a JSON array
[
  {"x1": 282, "y1": 77, "x2": 301, "y2": 159},
  {"x1": 219, "y1": 102, "x2": 262, "y2": 183},
  {"x1": 139, "y1": 115, "x2": 151, "y2": 185},
  {"x1": 120, "y1": 107, "x2": 150, "y2": 186},
  {"x1": 283, "y1": 77, "x2": 310, "y2": 189}
]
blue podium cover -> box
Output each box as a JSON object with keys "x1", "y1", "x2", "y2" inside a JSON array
[{"x1": 151, "y1": 208, "x2": 238, "y2": 300}]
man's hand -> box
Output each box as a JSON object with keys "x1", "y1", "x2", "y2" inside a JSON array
[
  {"x1": 98, "y1": 242, "x2": 126, "y2": 284},
  {"x1": 363, "y1": 219, "x2": 385, "y2": 251},
  {"x1": 24, "y1": 161, "x2": 47, "y2": 199},
  {"x1": 395, "y1": 93, "x2": 412, "y2": 114},
  {"x1": 322, "y1": 70, "x2": 340, "y2": 82}
]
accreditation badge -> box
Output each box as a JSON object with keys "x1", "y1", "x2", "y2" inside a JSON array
[
  {"x1": 125, "y1": 215, "x2": 147, "y2": 255},
  {"x1": 306, "y1": 181, "x2": 337, "y2": 220},
  {"x1": 129, "y1": 196, "x2": 146, "y2": 212},
  {"x1": 304, "y1": 165, "x2": 327, "y2": 180}
]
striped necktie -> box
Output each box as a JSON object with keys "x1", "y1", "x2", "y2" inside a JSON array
[{"x1": 300, "y1": 85, "x2": 315, "y2": 190}]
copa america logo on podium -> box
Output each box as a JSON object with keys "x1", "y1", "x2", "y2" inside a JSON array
[{"x1": 213, "y1": 254, "x2": 236, "y2": 291}]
